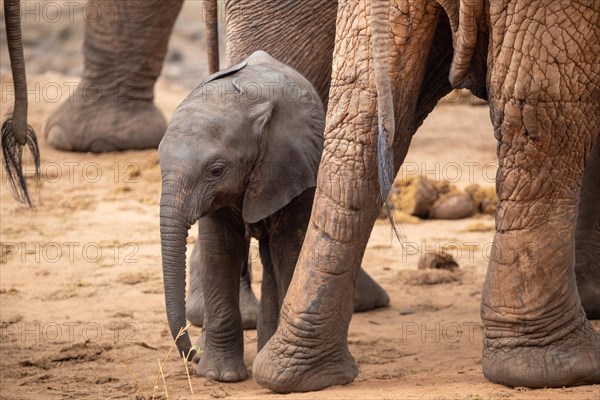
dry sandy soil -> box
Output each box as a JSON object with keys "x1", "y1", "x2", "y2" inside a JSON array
[{"x1": 1, "y1": 2, "x2": 599, "y2": 399}]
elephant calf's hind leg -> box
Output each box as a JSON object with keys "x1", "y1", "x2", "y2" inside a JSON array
[{"x1": 186, "y1": 240, "x2": 259, "y2": 330}]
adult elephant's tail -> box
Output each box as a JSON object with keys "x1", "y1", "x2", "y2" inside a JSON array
[
  {"x1": 2, "y1": 0, "x2": 40, "y2": 207},
  {"x1": 371, "y1": 0, "x2": 401, "y2": 239},
  {"x1": 204, "y1": 0, "x2": 220, "y2": 73}
]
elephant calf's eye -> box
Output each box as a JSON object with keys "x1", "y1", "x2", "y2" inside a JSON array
[{"x1": 209, "y1": 164, "x2": 225, "y2": 178}]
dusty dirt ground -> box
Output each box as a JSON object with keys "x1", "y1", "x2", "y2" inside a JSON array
[{"x1": 1, "y1": 2, "x2": 599, "y2": 399}]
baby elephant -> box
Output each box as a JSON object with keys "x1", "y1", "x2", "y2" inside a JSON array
[{"x1": 159, "y1": 51, "x2": 389, "y2": 382}]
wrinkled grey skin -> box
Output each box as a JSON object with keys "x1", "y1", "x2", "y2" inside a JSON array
[
  {"x1": 159, "y1": 51, "x2": 389, "y2": 382},
  {"x1": 252, "y1": 0, "x2": 600, "y2": 393}
]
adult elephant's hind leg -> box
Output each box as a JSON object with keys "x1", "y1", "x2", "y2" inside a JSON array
[
  {"x1": 44, "y1": 0, "x2": 184, "y2": 152},
  {"x1": 482, "y1": 3, "x2": 600, "y2": 387},
  {"x1": 575, "y1": 138, "x2": 600, "y2": 319}
]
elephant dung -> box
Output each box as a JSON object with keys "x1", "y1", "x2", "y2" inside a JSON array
[
  {"x1": 380, "y1": 177, "x2": 495, "y2": 220},
  {"x1": 418, "y1": 251, "x2": 459, "y2": 271},
  {"x1": 412, "y1": 179, "x2": 439, "y2": 218},
  {"x1": 429, "y1": 192, "x2": 475, "y2": 219},
  {"x1": 465, "y1": 183, "x2": 498, "y2": 215},
  {"x1": 381, "y1": 177, "x2": 453, "y2": 219}
]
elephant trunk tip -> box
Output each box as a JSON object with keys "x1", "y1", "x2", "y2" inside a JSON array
[
  {"x1": 173, "y1": 330, "x2": 196, "y2": 361},
  {"x1": 1, "y1": 112, "x2": 40, "y2": 207}
]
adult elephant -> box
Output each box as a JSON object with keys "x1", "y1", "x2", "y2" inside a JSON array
[
  {"x1": 252, "y1": 0, "x2": 600, "y2": 393},
  {"x1": 43, "y1": 0, "x2": 337, "y2": 151}
]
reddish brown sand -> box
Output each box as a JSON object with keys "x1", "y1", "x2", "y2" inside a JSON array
[{"x1": 1, "y1": 73, "x2": 598, "y2": 399}]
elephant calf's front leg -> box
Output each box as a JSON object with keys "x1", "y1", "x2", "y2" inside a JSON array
[{"x1": 194, "y1": 210, "x2": 248, "y2": 382}]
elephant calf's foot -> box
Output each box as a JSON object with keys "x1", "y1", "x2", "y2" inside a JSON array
[
  {"x1": 252, "y1": 318, "x2": 358, "y2": 392},
  {"x1": 483, "y1": 319, "x2": 600, "y2": 388},
  {"x1": 196, "y1": 346, "x2": 247, "y2": 382},
  {"x1": 354, "y1": 268, "x2": 389, "y2": 312},
  {"x1": 44, "y1": 85, "x2": 166, "y2": 152}
]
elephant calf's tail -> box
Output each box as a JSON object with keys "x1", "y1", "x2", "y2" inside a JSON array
[{"x1": 371, "y1": 0, "x2": 401, "y2": 240}]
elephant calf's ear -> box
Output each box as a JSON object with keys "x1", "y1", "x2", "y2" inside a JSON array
[
  {"x1": 201, "y1": 60, "x2": 248, "y2": 85},
  {"x1": 241, "y1": 72, "x2": 325, "y2": 224}
]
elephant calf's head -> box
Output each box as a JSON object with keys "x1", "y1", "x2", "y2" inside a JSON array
[{"x1": 158, "y1": 50, "x2": 325, "y2": 357}]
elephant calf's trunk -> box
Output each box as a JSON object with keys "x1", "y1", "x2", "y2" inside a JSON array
[{"x1": 160, "y1": 199, "x2": 195, "y2": 359}]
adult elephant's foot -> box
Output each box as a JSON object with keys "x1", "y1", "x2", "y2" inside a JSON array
[
  {"x1": 44, "y1": 84, "x2": 167, "y2": 152},
  {"x1": 252, "y1": 309, "x2": 358, "y2": 392},
  {"x1": 252, "y1": 236, "x2": 360, "y2": 392},
  {"x1": 43, "y1": 0, "x2": 185, "y2": 152},
  {"x1": 483, "y1": 316, "x2": 600, "y2": 388},
  {"x1": 354, "y1": 268, "x2": 389, "y2": 312},
  {"x1": 482, "y1": 228, "x2": 600, "y2": 388}
]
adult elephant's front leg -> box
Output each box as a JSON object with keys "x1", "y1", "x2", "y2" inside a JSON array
[
  {"x1": 44, "y1": 0, "x2": 184, "y2": 152},
  {"x1": 251, "y1": 4, "x2": 379, "y2": 390},
  {"x1": 482, "y1": 2, "x2": 600, "y2": 387},
  {"x1": 252, "y1": 0, "x2": 450, "y2": 392},
  {"x1": 194, "y1": 210, "x2": 248, "y2": 382}
]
